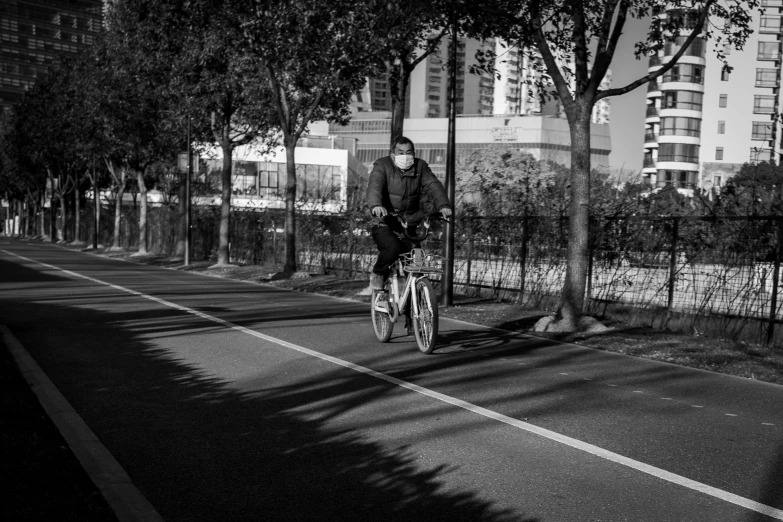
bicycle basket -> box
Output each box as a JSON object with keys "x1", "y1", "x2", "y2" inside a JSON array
[{"x1": 401, "y1": 250, "x2": 446, "y2": 274}]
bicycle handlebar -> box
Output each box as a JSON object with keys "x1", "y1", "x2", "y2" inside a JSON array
[{"x1": 394, "y1": 212, "x2": 450, "y2": 242}]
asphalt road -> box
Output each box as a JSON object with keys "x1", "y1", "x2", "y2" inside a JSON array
[{"x1": 1, "y1": 239, "x2": 782, "y2": 522}]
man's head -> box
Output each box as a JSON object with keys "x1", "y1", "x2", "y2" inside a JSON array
[
  {"x1": 390, "y1": 136, "x2": 415, "y2": 171},
  {"x1": 390, "y1": 136, "x2": 415, "y2": 157}
]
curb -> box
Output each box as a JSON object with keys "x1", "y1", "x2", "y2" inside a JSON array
[{"x1": 0, "y1": 325, "x2": 165, "y2": 522}]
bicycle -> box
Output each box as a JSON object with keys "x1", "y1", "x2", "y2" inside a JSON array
[{"x1": 370, "y1": 213, "x2": 448, "y2": 354}]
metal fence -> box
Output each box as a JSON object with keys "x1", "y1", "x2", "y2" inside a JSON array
[{"x1": 63, "y1": 205, "x2": 783, "y2": 345}]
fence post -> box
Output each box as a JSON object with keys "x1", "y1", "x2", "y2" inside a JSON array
[
  {"x1": 767, "y1": 217, "x2": 782, "y2": 344},
  {"x1": 666, "y1": 217, "x2": 679, "y2": 324},
  {"x1": 466, "y1": 235, "x2": 473, "y2": 287},
  {"x1": 519, "y1": 215, "x2": 528, "y2": 302}
]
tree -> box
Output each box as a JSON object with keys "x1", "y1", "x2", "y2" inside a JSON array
[
  {"x1": 372, "y1": 1, "x2": 450, "y2": 145},
  {"x1": 720, "y1": 161, "x2": 783, "y2": 215},
  {"x1": 467, "y1": 0, "x2": 759, "y2": 330},
  {"x1": 244, "y1": 0, "x2": 381, "y2": 273},
  {"x1": 456, "y1": 148, "x2": 561, "y2": 216},
  {"x1": 171, "y1": 0, "x2": 277, "y2": 265},
  {"x1": 95, "y1": 0, "x2": 188, "y2": 254}
]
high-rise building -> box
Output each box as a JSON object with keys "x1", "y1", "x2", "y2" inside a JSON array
[
  {"x1": 642, "y1": 1, "x2": 783, "y2": 193},
  {"x1": 356, "y1": 36, "x2": 611, "y2": 123},
  {"x1": 0, "y1": 0, "x2": 103, "y2": 112},
  {"x1": 406, "y1": 37, "x2": 496, "y2": 118}
]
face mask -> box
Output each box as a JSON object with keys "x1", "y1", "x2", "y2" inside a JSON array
[{"x1": 393, "y1": 154, "x2": 414, "y2": 170}]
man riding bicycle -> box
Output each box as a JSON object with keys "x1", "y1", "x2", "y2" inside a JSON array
[{"x1": 366, "y1": 136, "x2": 452, "y2": 291}]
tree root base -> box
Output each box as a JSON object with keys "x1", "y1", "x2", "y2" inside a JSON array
[{"x1": 534, "y1": 315, "x2": 611, "y2": 334}]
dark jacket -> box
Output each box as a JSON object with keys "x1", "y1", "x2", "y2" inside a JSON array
[{"x1": 365, "y1": 156, "x2": 450, "y2": 228}]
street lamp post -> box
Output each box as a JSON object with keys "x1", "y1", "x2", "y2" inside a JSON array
[
  {"x1": 92, "y1": 157, "x2": 99, "y2": 250},
  {"x1": 185, "y1": 116, "x2": 192, "y2": 266},
  {"x1": 441, "y1": 13, "x2": 458, "y2": 306}
]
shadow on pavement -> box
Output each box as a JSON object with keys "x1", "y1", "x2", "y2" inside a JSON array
[
  {"x1": 0, "y1": 296, "x2": 538, "y2": 522},
  {"x1": 0, "y1": 258, "x2": 72, "y2": 283}
]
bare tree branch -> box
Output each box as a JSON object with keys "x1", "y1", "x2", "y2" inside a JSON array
[{"x1": 595, "y1": 0, "x2": 717, "y2": 102}]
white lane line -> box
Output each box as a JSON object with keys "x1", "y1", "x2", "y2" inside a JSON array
[
  {"x1": 763, "y1": 423, "x2": 775, "y2": 426},
  {"x1": 726, "y1": 414, "x2": 738, "y2": 417},
  {"x1": 4, "y1": 249, "x2": 783, "y2": 521}
]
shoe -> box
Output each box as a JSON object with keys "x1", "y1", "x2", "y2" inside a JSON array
[{"x1": 370, "y1": 273, "x2": 385, "y2": 290}]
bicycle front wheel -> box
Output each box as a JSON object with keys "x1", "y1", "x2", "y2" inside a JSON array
[
  {"x1": 412, "y1": 278, "x2": 438, "y2": 354},
  {"x1": 371, "y1": 287, "x2": 394, "y2": 342}
]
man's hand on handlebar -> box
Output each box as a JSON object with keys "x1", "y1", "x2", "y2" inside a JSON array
[
  {"x1": 371, "y1": 206, "x2": 388, "y2": 218},
  {"x1": 440, "y1": 207, "x2": 452, "y2": 221}
]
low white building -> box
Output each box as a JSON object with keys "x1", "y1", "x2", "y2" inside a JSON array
[{"x1": 200, "y1": 130, "x2": 368, "y2": 214}]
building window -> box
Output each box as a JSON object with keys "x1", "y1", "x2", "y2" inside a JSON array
[
  {"x1": 662, "y1": 90, "x2": 703, "y2": 111},
  {"x1": 658, "y1": 169, "x2": 697, "y2": 188},
  {"x1": 719, "y1": 94, "x2": 727, "y2": 107},
  {"x1": 752, "y1": 121, "x2": 773, "y2": 140},
  {"x1": 751, "y1": 148, "x2": 773, "y2": 163},
  {"x1": 718, "y1": 120, "x2": 726, "y2": 134},
  {"x1": 664, "y1": 36, "x2": 706, "y2": 58},
  {"x1": 662, "y1": 63, "x2": 705, "y2": 84},
  {"x1": 658, "y1": 143, "x2": 700, "y2": 163},
  {"x1": 716, "y1": 147, "x2": 724, "y2": 160},
  {"x1": 760, "y1": 16, "x2": 782, "y2": 33},
  {"x1": 713, "y1": 174, "x2": 723, "y2": 187},
  {"x1": 758, "y1": 41, "x2": 781, "y2": 61},
  {"x1": 762, "y1": 0, "x2": 783, "y2": 6},
  {"x1": 721, "y1": 68, "x2": 730, "y2": 81},
  {"x1": 232, "y1": 161, "x2": 259, "y2": 195},
  {"x1": 753, "y1": 95, "x2": 776, "y2": 114},
  {"x1": 756, "y1": 68, "x2": 779, "y2": 88},
  {"x1": 660, "y1": 116, "x2": 701, "y2": 137},
  {"x1": 259, "y1": 163, "x2": 283, "y2": 197}
]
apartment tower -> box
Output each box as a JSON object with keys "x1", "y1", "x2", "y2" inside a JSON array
[{"x1": 643, "y1": 1, "x2": 783, "y2": 192}]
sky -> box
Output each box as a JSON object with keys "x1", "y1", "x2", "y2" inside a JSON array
[{"x1": 605, "y1": 16, "x2": 652, "y2": 178}]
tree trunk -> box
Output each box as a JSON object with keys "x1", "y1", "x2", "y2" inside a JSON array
[
  {"x1": 283, "y1": 134, "x2": 298, "y2": 274},
  {"x1": 216, "y1": 140, "x2": 233, "y2": 265},
  {"x1": 47, "y1": 174, "x2": 56, "y2": 242},
  {"x1": 38, "y1": 191, "x2": 45, "y2": 238},
  {"x1": 390, "y1": 64, "x2": 410, "y2": 147},
  {"x1": 559, "y1": 106, "x2": 592, "y2": 330},
  {"x1": 173, "y1": 171, "x2": 186, "y2": 258},
  {"x1": 136, "y1": 170, "x2": 148, "y2": 254},
  {"x1": 59, "y1": 194, "x2": 67, "y2": 243},
  {"x1": 93, "y1": 174, "x2": 100, "y2": 249},
  {"x1": 112, "y1": 182, "x2": 125, "y2": 249},
  {"x1": 74, "y1": 182, "x2": 81, "y2": 243},
  {"x1": 23, "y1": 199, "x2": 30, "y2": 237}
]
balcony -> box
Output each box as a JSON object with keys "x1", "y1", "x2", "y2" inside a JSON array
[
  {"x1": 643, "y1": 157, "x2": 655, "y2": 167},
  {"x1": 756, "y1": 79, "x2": 779, "y2": 88},
  {"x1": 645, "y1": 132, "x2": 659, "y2": 142},
  {"x1": 661, "y1": 73, "x2": 704, "y2": 84},
  {"x1": 646, "y1": 105, "x2": 659, "y2": 117},
  {"x1": 649, "y1": 55, "x2": 661, "y2": 66},
  {"x1": 657, "y1": 154, "x2": 699, "y2": 163}
]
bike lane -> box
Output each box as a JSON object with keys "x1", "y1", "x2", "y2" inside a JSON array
[{"x1": 1, "y1": 239, "x2": 781, "y2": 521}]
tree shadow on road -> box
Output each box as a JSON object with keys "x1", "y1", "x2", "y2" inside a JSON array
[{"x1": 0, "y1": 296, "x2": 538, "y2": 522}]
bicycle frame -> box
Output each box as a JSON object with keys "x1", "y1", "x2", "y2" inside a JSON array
[{"x1": 386, "y1": 261, "x2": 425, "y2": 323}]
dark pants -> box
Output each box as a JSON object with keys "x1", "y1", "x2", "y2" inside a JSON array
[{"x1": 371, "y1": 225, "x2": 415, "y2": 277}]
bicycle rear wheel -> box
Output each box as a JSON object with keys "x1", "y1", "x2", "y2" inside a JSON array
[
  {"x1": 371, "y1": 286, "x2": 394, "y2": 342},
  {"x1": 412, "y1": 278, "x2": 438, "y2": 354}
]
